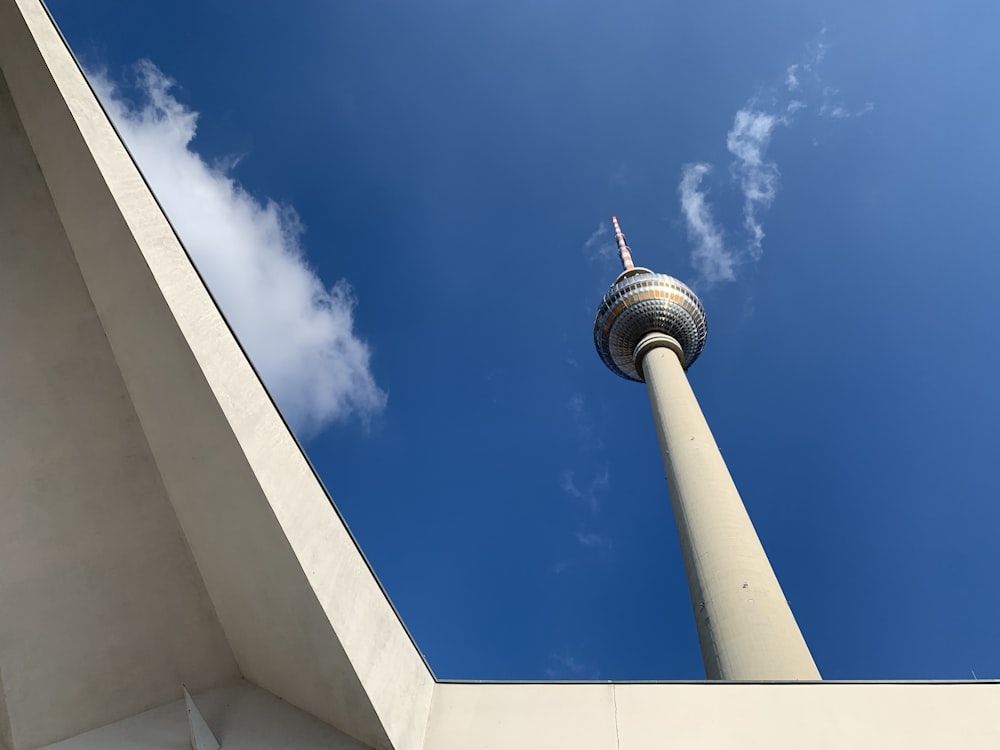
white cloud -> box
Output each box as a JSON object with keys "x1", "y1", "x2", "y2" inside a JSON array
[
  {"x1": 785, "y1": 64, "x2": 801, "y2": 91},
  {"x1": 560, "y1": 468, "x2": 608, "y2": 514},
  {"x1": 568, "y1": 392, "x2": 589, "y2": 434},
  {"x1": 726, "y1": 108, "x2": 783, "y2": 259},
  {"x1": 818, "y1": 82, "x2": 874, "y2": 120},
  {"x1": 89, "y1": 61, "x2": 386, "y2": 436},
  {"x1": 567, "y1": 391, "x2": 605, "y2": 452},
  {"x1": 807, "y1": 30, "x2": 829, "y2": 68},
  {"x1": 820, "y1": 101, "x2": 874, "y2": 119},
  {"x1": 575, "y1": 530, "x2": 611, "y2": 551},
  {"x1": 544, "y1": 653, "x2": 598, "y2": 679},
  {"x1": 583, "y1": 220, "x2": 617, "y2": 265},
  {"x1": 560, "y1": 470, "x2": 581, "y2": 498},
  {"x1": 676, "y1": 29, "x2": 871, "y2": 284},
  {"x1": 679, "y1": 163, "x2": 735, "y2": 283},
  {"x1": 550, "y1": 561, "x2": 571, "y2": 575}
]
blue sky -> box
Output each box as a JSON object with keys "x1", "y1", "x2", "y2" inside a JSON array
[{"x1": 47, "y1": 0, "x2": 1000, "y2": 681}]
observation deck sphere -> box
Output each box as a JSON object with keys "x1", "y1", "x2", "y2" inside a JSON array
[{"x1": 593, "y1": 268, "x2": 708, "y2": 381}]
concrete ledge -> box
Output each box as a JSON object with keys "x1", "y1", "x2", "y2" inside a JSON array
[{"x1": 425, "y1": 681, "x2": 1000, "y2": 750}]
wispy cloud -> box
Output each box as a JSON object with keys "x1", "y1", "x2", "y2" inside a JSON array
[
  {"x1": 726, "y1": 109, "x2": 783, "y2": 259},
  {"x1": 785, "y1": 64, "x2": 801, "y2": 92},
  {"x1": 678, "y1": 29, "x2": 871, "y2": 285},
  {"x1": 806, "y1": 31, "x2": 830, "y2": 69},
  {"x1": 544, "y1": 653, "x2": 600, "y2": 680},
  {"x1": 785, "y1": 31, "x2": 829, "y2": 93},
  {"x1": 90, "y1": 61, "x2": 386, "y2": 436},
  {"x1": 679, "y1": 163, "x2": 734, "y2": 283},
  {"x1": 819, "y1": 98, "x2": 874, "y2": 119},
  {"x1": 567, "y1": 392, "x2": 604, "y2": 452},
  {"x1": 561, "y1": 394, "x2": 610, "y2": 512},
  {"x1": 560, "y1": 470, "x2": 582, "y2": 498},
  {"x1": 558, "y1": 392, "x2": 612, "y2": 560},
  {"x1": 583, "y1": 221, "x2": 617, "y2": 266},
  {"x1": 575, "y1": 530, "x2": 611, "y2": 551},
  {"x1": 560, "y1": 468, "x2": 609, "y2": 514}
]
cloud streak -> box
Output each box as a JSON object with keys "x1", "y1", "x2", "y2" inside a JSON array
[
  {"x1": 679, "y1": 163, "x2": 734, "y2": 283},
  {"x1": 583, "y1": 220, "x2": 617, "y2": 266},
  {"x1": 678, "y1": 29, "x2": 871, "y2": 285},
  {"x1": 574, "y1": 531, "x2": 611, "y2": 550},
  {"x1": 544, "y1": 653, "x2": 599, "y2": 680},
  {"x1": 560, "y1": 468, "x2": 609, "y2": 515},
  {"x1": 726, "y1": 109, "x2": 783, "y2": 259},
  {"x1": 90, "y1": 61, "x2": 386, "y2": 436},
  {"x1": 785, "y1": 64, "x2": 801, "y2": 91},
  {"x1": 559, "y1": 393, "x2": 611, "y2": 555},
  {"x1": 819, "y1": 98, "x2": 874, "y2": 119}
]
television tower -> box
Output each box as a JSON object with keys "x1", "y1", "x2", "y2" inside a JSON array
[{"x1": 594, "y1": 217, "x2": 820, "y2": 681}]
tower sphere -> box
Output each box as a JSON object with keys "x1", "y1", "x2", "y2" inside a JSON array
[{"x1": 594, "y1": 267, "x2": 708, "y2": 381}]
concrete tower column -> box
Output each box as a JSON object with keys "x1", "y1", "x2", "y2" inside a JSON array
[
  {"x1": 594, "y1": 217, "x2": 820, "y2": 681},
  {"x1": 635, "y1": 332, "x2": 820, "y2": 680}
]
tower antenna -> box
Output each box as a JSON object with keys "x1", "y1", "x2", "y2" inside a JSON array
[{"x1": 611, "y1": 215, "x2": 635, "y2": 271}]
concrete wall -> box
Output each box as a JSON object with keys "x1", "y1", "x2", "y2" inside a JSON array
[
  {"x1": 425, "y1": 682, "x2": 1000, "y2": 750},
  {"x1": 0, "y1": 65, "x2": 238, "y2": 750},
  {"x1": 0, "y1": 1, "x2": 435, "y2": 748},
  {"x1": 0, "y1": 663, "x2": 11, "y2": 750}
]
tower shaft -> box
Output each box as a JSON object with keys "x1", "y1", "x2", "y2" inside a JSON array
[{"x1": 637, "y1": 334, "x2": 820, "y2": 680}]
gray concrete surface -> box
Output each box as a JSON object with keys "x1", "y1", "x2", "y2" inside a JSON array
[
  {"x1": 40, "y1": 682, "x2": 374, "y2": 750},
  {"x1": 0, "y1": 59, "x2": 238, "y2": 750},
  {"x1": 638, "y1": 333, "x2": 820, "y2": 680},
  {"x1": 0, "y1": 664, "x2": 11, "y2": 750}
]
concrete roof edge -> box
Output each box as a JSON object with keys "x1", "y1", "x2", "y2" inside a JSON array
[
  {"x1": 35, "y1": 0, "x2": 437, "y2": 685},
  {"x1": 434, "y1": 678, "x2": 1000, "y2": 685},
  {"x1": 4, "y1": 1, "x2": 435, "y2": 747}
]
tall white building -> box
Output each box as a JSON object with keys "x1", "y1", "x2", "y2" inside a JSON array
[{"x1": 0, "y1": 1, "x2": 995, "y2": 747}]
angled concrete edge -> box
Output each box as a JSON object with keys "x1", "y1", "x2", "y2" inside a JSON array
[
  {"x1": 183, "y1": 689, "x2": 220, "y2": 750},
  {"x1": 0, "y1": 0, "x2": 434, "y2": 748},
  {"x1": 1, "y1": 44, "x2": 231, "y2": 750}
]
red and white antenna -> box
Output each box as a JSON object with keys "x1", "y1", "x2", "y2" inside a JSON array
[{"x1": 612, "y1": 215, "x2": 635, "y2": 271}]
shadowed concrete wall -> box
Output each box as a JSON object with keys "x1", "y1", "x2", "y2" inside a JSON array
[
  {"x1": 0, "y1": 664, "x2": 11, "y2": 750},
  {"x1": 38, "y1": 682, "x2": 375, "y2": 750},
  {"x1": 0, "y1": 68, "x2": 239, "y2": 749}
]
